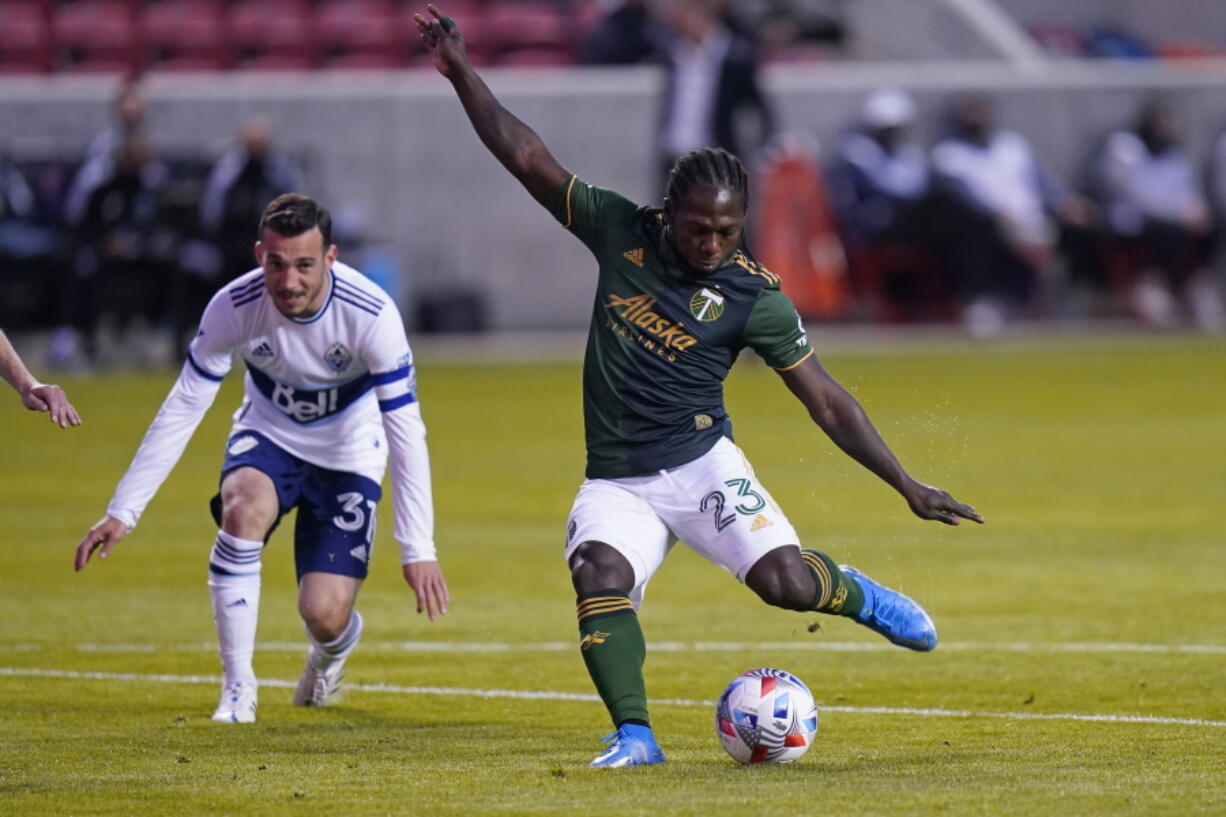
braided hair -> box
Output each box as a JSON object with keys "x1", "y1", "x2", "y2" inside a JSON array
[{"x1": 664, "y1": 147, "x2": 750, "y2": 214}]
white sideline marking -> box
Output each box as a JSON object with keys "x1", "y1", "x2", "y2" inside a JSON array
[
  {"x1": 18, "y1": 640, "x2": 1226, "y2": 656},
  {"x1": 2, "y1": 667, "x2": 1223, "y2": 729}
]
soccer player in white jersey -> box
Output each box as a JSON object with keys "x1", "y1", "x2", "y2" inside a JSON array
[{"x1": 73, "y1": 194, "x2": 449, "y2": 723}]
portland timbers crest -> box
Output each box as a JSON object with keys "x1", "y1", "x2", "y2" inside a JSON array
[
  {"x1": 689, "y1": 287, "x2": 726, "y2": 322},
  {"x1": 324, "y1": 342, "x2": 353, "y2": 373}
]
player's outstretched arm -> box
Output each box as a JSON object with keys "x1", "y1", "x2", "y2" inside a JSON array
[
  {"x1": 74, "y1": 516, "x2": 130, "y2": 571},
  {"x1": 0, "y1": 329, "x2": 81, "y2": 428},
  {"x1": 415, "y1": 4, "x2": 571, "y2": 209},
  {"x1": 778, "y1": 356, "x2": 984, "y2": 526}
]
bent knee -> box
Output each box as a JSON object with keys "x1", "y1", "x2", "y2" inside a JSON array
[
  {"x1": 569, "y1": 541, "x2": 634, "y2": 596},
  {"x1": 219, "y1": 469, "x2": 278, "y2": 537}
]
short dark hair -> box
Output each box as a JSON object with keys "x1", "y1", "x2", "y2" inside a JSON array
[
  {"x1": 258, "y1": 193, "x2": 332, "y2": 247},
  {"x1": 664, "y1": 148, "x2": 750, "y2": 213}
]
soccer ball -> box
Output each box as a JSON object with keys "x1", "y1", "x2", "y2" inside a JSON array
[{"x1": 715, "y1": 668, "x2": 818, "y2": 764}]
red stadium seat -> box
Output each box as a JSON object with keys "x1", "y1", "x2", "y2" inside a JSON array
[
  {"x1": 138, "y1": 0, "x2": 228, "y2": 71},
  {"x1": 52, "y1": 0, "x2": 138, "y2": 73},
  {"x1": 315, "y1": 0, "x2": 407, "y2": 66},
  {"x1": 0, "y1": 1, "x2": 53, "y2": 73},
  {"x1": 496, "y1": 46, "x2": 575, "y2": 67},
  {"x1": 226, "y1": 0, "x2": 316, "y2": 69},
  {"x1": 486, "y1": 1, "x2": 572, "y2": 56}
]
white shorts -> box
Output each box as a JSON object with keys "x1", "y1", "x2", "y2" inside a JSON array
[{"x1": 564, "y1": 437, "x2": 801, "y2": 608}]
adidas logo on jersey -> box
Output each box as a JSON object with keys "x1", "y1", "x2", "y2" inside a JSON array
[
  {"x1": 349, "y1": 545, "x2": 368, "y2": 562},
  {"x1": 249, "y1": 341, "x2": 274, "y2": 359},
  {"x1": 622, "y1": 248, "x2": 644, "y2": 267},
  {"x1": 750, "y1": 514, "x2": 774, "y2": 532}
]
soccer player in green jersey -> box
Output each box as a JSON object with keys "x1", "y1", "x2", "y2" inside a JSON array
[{"x1": 417, "y1": 5, "x2": 984, "y2": 768}]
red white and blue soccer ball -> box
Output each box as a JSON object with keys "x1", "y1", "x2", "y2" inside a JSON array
[{"x1": 715, "y1": 668, "x2": 819, "y2": 764}]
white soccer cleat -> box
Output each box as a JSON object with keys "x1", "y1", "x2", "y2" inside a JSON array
[
  {"x1": 292, "y1": 646, "x2": 346, "y2": 707},
  {"x1": 211, "y1": 681, "x2": 257, "y2": 724}
]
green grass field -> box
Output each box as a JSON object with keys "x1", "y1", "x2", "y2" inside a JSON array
[{"x1": 1, "y1": 332, "x2": 1223, "y2": 816}]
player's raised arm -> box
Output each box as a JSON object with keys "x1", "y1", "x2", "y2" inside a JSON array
[
  {"x1": 415, "y1": 4, "x2": 572, "y2": 209},
  {"x1": 778, "y1": 356, "x2": 984, "y2": 526}
]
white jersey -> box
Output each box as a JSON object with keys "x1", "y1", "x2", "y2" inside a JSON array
[{"x1": 106, "y1": 262, "x2": 435, "y2": 563}]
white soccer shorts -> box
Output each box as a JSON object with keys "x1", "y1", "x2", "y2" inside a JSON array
[{"x1": 564, "y1": 436, "x2": 801, "y2": 608}]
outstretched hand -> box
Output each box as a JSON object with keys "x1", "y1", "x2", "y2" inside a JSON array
[
  {"x1": 403, "y1": 560, "x2": 450, "y2": 621},
  {"x1": 23, "y1": 383, "x2": 81, "y2": 428},
  {"x1": 75, "y1": 516, "x2": 129, "y2": 571},
  {"x1": 903, "y1": 480, "x2": 984, "y2": 526},
  {"x1": 414, "y1": 4, "x2": 468, "y2": 78}
]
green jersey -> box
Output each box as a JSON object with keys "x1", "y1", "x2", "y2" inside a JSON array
[{"x1": 551, "y1": 176, "x2": 814, "y2": 479}]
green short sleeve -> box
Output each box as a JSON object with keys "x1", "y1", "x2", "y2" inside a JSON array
[
  {"x1": 549, "y1": 176, "x2": 642, "y2": 255},
  {"x1": 743, "y1": 287, "x2": 814, "y2": 370}
]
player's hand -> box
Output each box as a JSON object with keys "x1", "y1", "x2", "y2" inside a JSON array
[
  {"x1": 23, "y1": 383, "x2": 82, "y2": 428},
  {"x1": 903, "y1": 480, "x2": 984, "y2": 526},
  {"x1": 414, "y1": 4, "x2": 468, "y2": 78},
  {"x1": 75, "y1": 516, "x2": 129, "y2": 571},
  {"x1": 403, "y1": 559, "x2": 450, "y2": 621}
]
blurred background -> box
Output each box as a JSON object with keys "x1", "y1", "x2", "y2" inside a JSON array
[{"x1": 3, "y1": 0, "x2": 1226, "y2": 370}]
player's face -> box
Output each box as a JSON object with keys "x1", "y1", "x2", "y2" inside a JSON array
[
  {"x1": 665, "y1": 184, "x2": 745, "y2": 275},
  {"x1": 256, "y1": 226, "x2": 337, "y2": 318}
]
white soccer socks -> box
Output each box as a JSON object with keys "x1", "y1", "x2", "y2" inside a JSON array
[
  {"x1": 310, "y1": 608, "x2": 364, "y2": 670},
  {"x1": 208, "y1": 531, "x2": 264, "y2": 689}
]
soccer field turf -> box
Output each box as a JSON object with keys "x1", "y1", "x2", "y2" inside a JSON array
[{"x1": 1, "y1": 332, "x2": 1223, "y2": 816}]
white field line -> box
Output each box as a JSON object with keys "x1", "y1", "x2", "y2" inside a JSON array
[
  {"x1": 1, "y1": 640, "x2": 1221, "y2": 655},
  {"x1": 1, "y1": 666, "x2": 1223, "y2": 728}
]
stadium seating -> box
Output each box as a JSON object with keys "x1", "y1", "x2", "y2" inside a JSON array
[
  {"x1": 315, "y1": 0, "x2": 408, "y2": 68},
  {"x1": 0, "y1": 1, "x2": 54, "y2": 73},
  {"x1": 52, "y1": 0, "x2": 139, "y2": 73},
  {"x1": 139, "y1": 0, "x2": 228, "y2": 72},
  {"x1": 226, "y1": 0, "x2": 315, "y2": 70}
]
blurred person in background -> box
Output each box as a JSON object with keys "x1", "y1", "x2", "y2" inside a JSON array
[
  {"x1": 578, "y1": 0, "x2": 661, "y2": 65},
  {"x1": 930, "y1": 94, "x2": 1090, "y2": 337},
  {"x1": 62, "y1": 78, "x2": 165, "y2": 228},
  {"x1": 654, "y1": 0, "x2": 775, "y2": 188},
  {"x1": 60, "y1": 135, "x2": 174, "y2": 367},
  {"x1": 0, "y1": 328, "x2": 80, "y2": 428},
  {"x1": 190, "y1": 117, "x2": 303, "y2": 351},
  {"x1": 1094, "y1": 98, "x2": 1222, "y2": 331},
  {"x1": 826, "y1": 87, "x2": 945, "y2": 320}
]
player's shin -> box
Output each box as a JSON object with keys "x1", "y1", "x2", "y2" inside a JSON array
[
  {"x1": 207, "y1": 531, "x2": 264, "y2": 686},
  {"x1": 800, "y1": 548, "x2": 864, "y2": 617},
  {"x1": 576, "y1": 589, "x2": 650, "y2": 727}
]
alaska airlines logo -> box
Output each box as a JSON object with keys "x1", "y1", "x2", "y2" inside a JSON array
[
  {"x1": 689, "y1": 288, "x2": 725, "y2": 322},
  {"x1": 605, "y1": 293, "x2": 698, "y2": 356}
]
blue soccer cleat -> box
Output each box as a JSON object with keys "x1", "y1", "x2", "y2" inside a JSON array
[
  {"x1": 841, "y1": 565, "x2": 938, "y2": 651},
  {"x1": 589, "y1": 723, "x2": 667, "y2": 768}
]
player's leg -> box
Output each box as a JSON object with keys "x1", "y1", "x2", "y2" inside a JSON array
[
  {"x1": 290, "y1": 467, "x2": 381, "y2": 707},
  {"x1": 208, "y1": 464, "x2": 280, "y2": 723},
  {"x1": 293, "y1": 572, "x2": 364, "y2": 707},
  {"x1": 746, "y1": 546, "x2": 937, "y2": 651},
  {"x1": 565, "y1": 478, "x2": 670, "y2": 767},
  {"x1": 663, "y1": 438, "x2": 937, "y2": 651}
]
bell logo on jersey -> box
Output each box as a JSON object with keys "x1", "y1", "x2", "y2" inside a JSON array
[
  {"x1": 689, "y1": 288, "x2": 725, "y2": 322},
  {"x1": 324, "y1": 342, "x2": 353, "y2": 374},
  {"x1": 271, "y1": 382, "x2": 340, "y2": 422}
]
